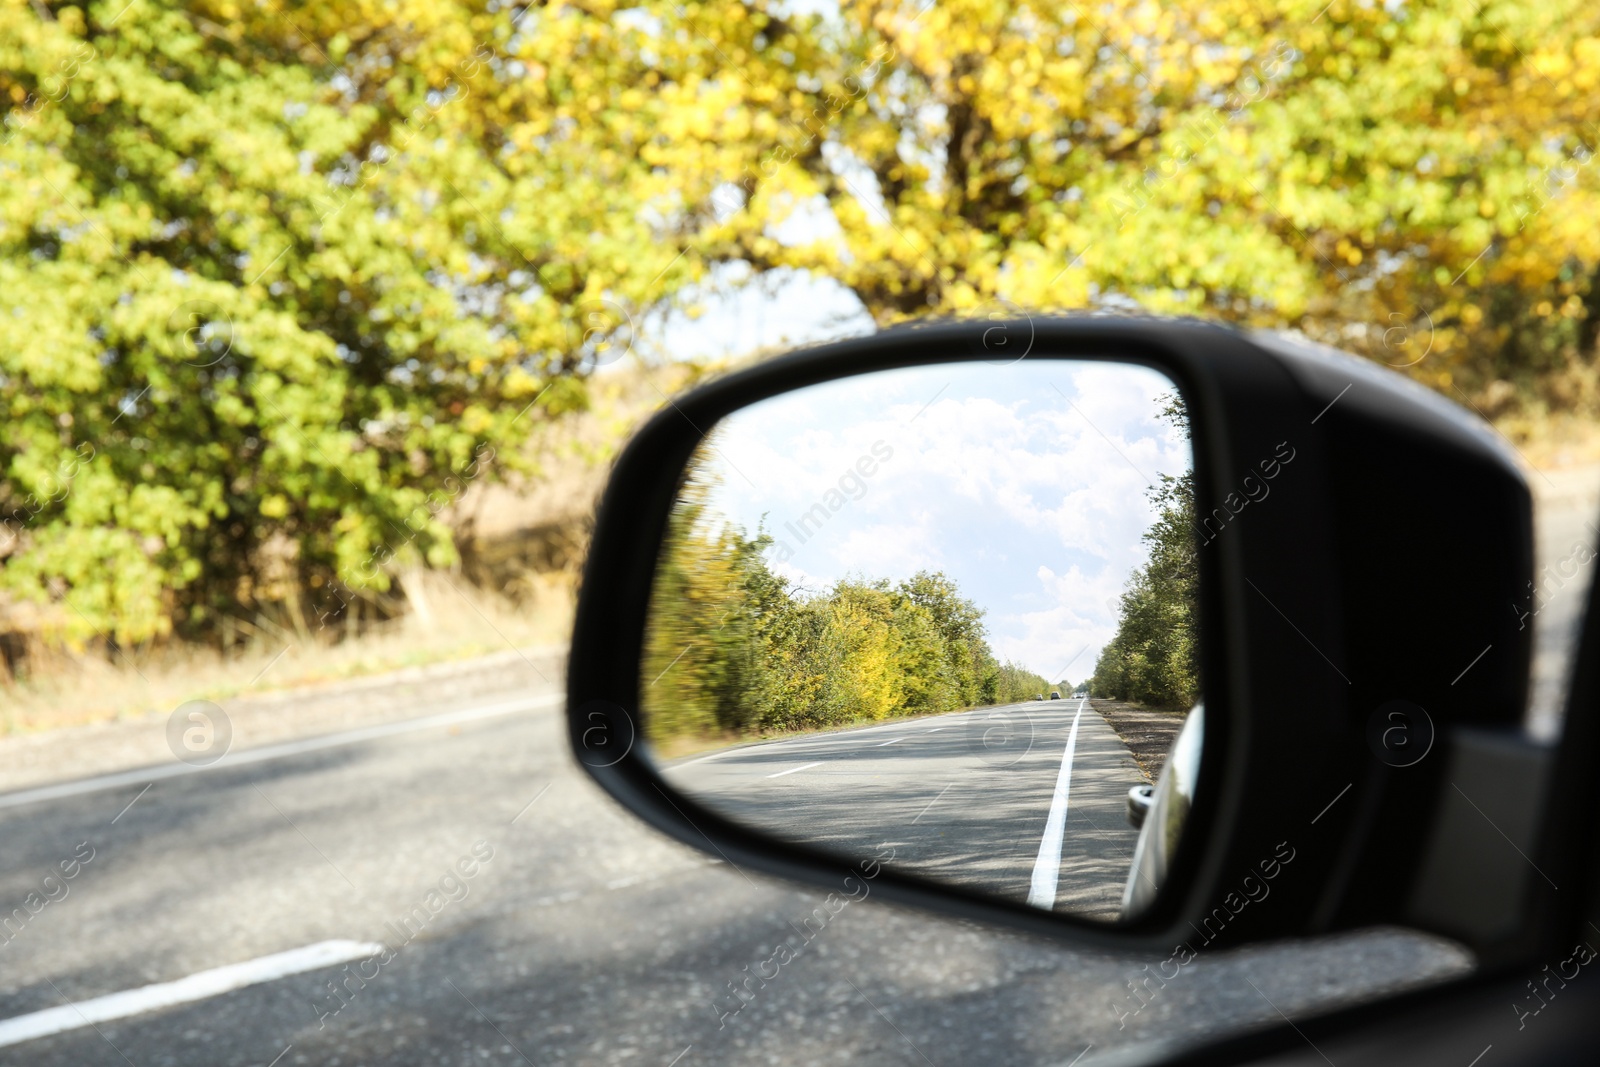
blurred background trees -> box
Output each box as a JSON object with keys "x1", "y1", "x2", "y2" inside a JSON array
[{"x1": 5, "y1": 0, "x2": 1599, "y2": 667}]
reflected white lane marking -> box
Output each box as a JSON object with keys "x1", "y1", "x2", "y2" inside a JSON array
[
  {"x1": 1026, "y1": 698, "x2": 1086, "y2": 910},
  {"x1": 765, "y1": 761, "x2": 823, "y2": 779},
  {"x1": 876, "y1": 738, "x2": 906, "y2": 747},
  {"x1": 926, "y1": 728, "x2": 946, "y2": 733},
  {"x1": 0, "y1": 940, "x2": 385, "y2": 1049}
]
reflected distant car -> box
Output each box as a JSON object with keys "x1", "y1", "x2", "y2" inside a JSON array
[
  {"x1": 1034, "y1": 693, "x2": 1044, "y2": 701},
  {"x1": 1049, "y1": 691, "x2": 1060, "y2": 699},
  {"x1": 1121, "y1": 704, "x2": 1203, "y2": 918}
]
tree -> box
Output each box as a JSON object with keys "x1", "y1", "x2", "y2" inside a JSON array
[
  {"x1": 0, "y1": 0, "x2": 698, "y2": 644},
  {"x1": 899, "y1": 569, "x2": 991, "y2": 706},
  {"x1": 640, "y1": 465, "x2": 779, "y2": 739},
  {"x1": 643, "y1": 0, "x2": 1600, "y2": 414},
  {"x1": 992, "y1": 661, "x2": 1051, "y2": 704},
  {"x1": 640, "y1": 462, "x2": 1019, "y2": 743},
  {"x1": 17, "y1": 0, "x2": 1593, "y2": 649},
  {"x1": 1093, "y1": 396, "x2": 1199, "y2": 708}
]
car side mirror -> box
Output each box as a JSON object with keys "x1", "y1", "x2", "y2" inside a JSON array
[{"x1": 567, "y1": 318, "x2": 1551, "y2": 963}]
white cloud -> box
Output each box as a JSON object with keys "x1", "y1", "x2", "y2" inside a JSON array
[{"x1": 696, "y1": 360, "x2": 1190, "y2": 677}]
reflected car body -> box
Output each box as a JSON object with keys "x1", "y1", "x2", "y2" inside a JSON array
[
  {"x1": 1049, "y1": 691, "x2": 1060, "y2": 699},
  {"x1": 1121, "y1": 704, "x2": 1204, "y2": 918},
  {"x1": 1126, "y1": 783, "x2": 1155, "y2": 827}
]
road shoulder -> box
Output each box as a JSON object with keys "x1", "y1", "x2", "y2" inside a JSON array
[
  {"x1": 0, "y1": 646, "x2": 564, "y2": 796},
  {"x1": 1090, "y1": 698, "x2": 1188, "y2": 782}
]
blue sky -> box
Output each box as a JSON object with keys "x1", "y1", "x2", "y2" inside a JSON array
[{"x1": 693, "y1": 359, "x2": 1192, "y2": 683}]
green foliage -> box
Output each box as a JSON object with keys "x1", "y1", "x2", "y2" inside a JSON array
[
  {"x1": 0, "y1": 0, "x2": 695, "y2": 645},
  {"x1": 630, "y1": 0, "x2": 1600, "y2": 411},
  {"x1": 1092, "y1": 397, "x2": 1200, "y2": 709},
  {"x1": 12, "y1": 0, "x2": 1597, "y2": 652},
  {"x1": 994, "y1": 661, "x2": 1052, "y2": 704},
  {"x1": 642, "y1": 459, "x2": 1015, "y2": 743}
]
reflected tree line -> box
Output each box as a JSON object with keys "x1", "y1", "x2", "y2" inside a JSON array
[
  {"x1": 1090, "y1": 396, "x2": 1201, "y2": 711},
  {"x1": 642, "y1": 463, "x2": 1051, "y2": 748}
]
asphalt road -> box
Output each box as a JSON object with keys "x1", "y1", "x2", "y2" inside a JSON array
[
  {"x1": 0, "y1": 678, "x2": 1472, "y2": 1067},
  {"x1": 663, "y1": 699, "x2": 1146, "y2": 921},
  {"x1": 3, "y1": 464, "x2": 1595, "y2": 1065}
]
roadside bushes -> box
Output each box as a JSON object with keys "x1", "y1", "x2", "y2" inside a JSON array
[
  {"x1": 993, "y1": 661, "x2": 1056, "y2": 705},
  {"x1": 642, "y1": 473, "x2": 1046, "y2": 745}
]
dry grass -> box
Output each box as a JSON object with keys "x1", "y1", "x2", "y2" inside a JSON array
[
  {"x1": 0, "y1": 569, "x2": 574, "y2": 736},
  {"x1": 1501, "y1": 411, "x2": 1600, "y2": 471}
]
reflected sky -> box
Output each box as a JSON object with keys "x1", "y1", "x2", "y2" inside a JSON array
[{"x1": 694, "y1": 359, "x2": 1191, "y2": 680}]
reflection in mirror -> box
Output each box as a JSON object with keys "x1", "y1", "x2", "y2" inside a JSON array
[{"x1": 641, "y1": 359, "x2": 1202, "y2": 922}]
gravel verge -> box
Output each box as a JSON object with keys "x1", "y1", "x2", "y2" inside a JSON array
[{"x1": 1089, "y1": 697, "x2": 1190, "y2": 782}]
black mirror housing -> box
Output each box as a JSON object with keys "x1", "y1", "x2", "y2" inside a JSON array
[{"x1": 567, "y1": 317, "x2": 1537, "y2": 959}]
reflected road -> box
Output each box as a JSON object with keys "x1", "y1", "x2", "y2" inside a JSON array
[{"x1": 664, "y1": 699, "x2": 1149, "y2": 920}]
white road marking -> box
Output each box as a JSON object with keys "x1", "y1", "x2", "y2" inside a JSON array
[
  {"x1": 0, "y1": 693, "x2": 564, "y2": 812},
  {"x1": 765, "y1": 761, "x2": 823, "y2": 779},
  {"x1": 1027, "y1": 698, "x2": 1086, "y2": 910},
  {"x1": 0, "y1": 940, "x2": 385, "y2": 1049},
  {"x1": 926, "y1": 728, "x2": 946, "y2": 733},
  {"x1": 876, "y1": 737, "x2": 906, "y2": 747}
]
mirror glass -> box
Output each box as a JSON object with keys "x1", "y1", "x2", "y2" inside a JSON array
[{"x1": 640, "y1": 358, "x2": 1202, "y2": 922}]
